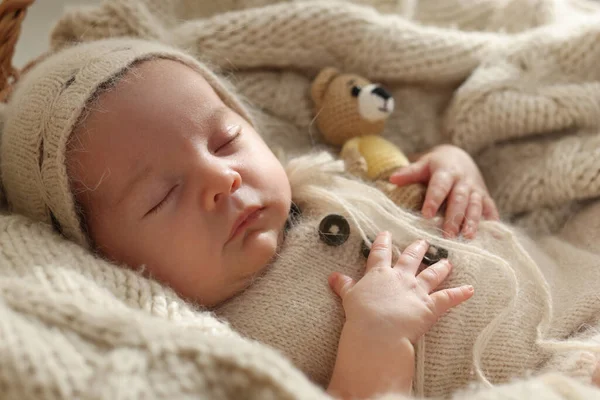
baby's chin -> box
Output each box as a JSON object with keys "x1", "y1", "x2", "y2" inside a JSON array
[
  {"x1": 201, "y1": 229, "x2": 283, "y2": 307},
  {"x1": 242, "y1": 227, "x2": 283, "y2": 270}
]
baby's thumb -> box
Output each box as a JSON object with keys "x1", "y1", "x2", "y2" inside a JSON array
[
  {"x1": 389, "y1": 159, "x2": 429, "y2": 186},
  {"x1": 328, "y1": 272, "x2": 355, "y2": 300}
]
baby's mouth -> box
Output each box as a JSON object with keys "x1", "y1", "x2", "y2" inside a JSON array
[{"x1": 227, "y1": 206, "x2": 264, "y2": 243}]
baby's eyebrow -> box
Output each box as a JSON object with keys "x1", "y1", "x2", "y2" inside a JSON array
[{"x1": 112, "y1": 163, "x2": 154, "y2": 209}]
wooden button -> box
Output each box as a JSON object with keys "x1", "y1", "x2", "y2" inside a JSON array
[{"x1": 318, "y1": 214, "x2": 350, "y2": 246}]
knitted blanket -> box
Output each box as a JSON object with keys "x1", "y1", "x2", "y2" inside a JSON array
[
  {"x1": 51, "y1": 0, "x2": 600, "y2": 235},
  {"x1": 1, "y1": 211, "x2": 599, "y2": 399},
  {"x1": 2, "y1": 0, "x2": 600, "y2": 399}
]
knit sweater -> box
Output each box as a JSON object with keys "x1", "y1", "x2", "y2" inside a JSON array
[{"x1": 2, "y1": 0, "x2": 600, "y2": 399}]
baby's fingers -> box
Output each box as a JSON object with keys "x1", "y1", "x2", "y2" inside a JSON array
[
  {"x1": 422, "y1": 170, "x2": 455, "y2": 218},
  {"x1": 394, "y1": 239, "x2": 429, "y2": 276},
  {"x1": 389, "y1": 158, "x2": 430, "y2": 187},
  {"x1": 328, "y1": 272, "x2": 356, "y2": 301},
  {"x1": 443, "y1": 181, "x2": 470, "y2": 238},
  {"x1": 462, "y1": 191, "x2": 483, "y2": 239},
  {"x1": 430, "y1": 285, "x2": 474, "y2": 316},
  {"x1": 417, "y1": 259, "x2": 452, "y2": 293},
  {"x1": 482, "y1": 195, "x2": 500, "y2": 221},
  {"x1": 365, "y1": 231, "x2": 392, "y2": 272}
]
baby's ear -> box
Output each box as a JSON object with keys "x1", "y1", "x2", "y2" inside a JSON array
[{"x1": 311, "y1": 67, "x2": 339, "y2": 108}]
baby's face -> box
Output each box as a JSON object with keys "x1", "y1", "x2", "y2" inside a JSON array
[{"x1": 68, "y1": 59, "x2": 291, "y2": 306}]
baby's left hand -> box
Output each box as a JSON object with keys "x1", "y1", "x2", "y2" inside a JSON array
[{"x1": 390, "y1": 145, "x2": 500, "y2": 239}]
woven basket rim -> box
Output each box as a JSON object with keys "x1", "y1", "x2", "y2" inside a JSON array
[{"x1": 0, "y1": 0, "x2": 36, "y2": 102}]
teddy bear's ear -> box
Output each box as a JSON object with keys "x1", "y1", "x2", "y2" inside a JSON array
[{"x1": 311, "y1": 67, "x2": 340, "y2": 108}]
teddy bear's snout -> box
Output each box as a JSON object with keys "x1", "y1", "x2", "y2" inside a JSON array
[
  {"x1": 371, "y1": 86, "x2": 391, "y2": 100},
  {"x1": 357, "y1": 83, "x2": 395, "y2": 122}
]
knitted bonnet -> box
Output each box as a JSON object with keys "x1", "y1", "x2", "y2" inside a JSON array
[{"x1": 0, "y1": 38, "x2": 253, "y2": 248}]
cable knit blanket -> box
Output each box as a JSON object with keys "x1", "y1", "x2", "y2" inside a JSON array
[
  {"x1": 51, "y1": 0, "x2": 600, "y2": 235},
  {"x1": 2, "y1": 0, "x2": 600, "y2": 399}
]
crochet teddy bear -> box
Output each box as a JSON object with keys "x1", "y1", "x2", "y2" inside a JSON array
[{"x1": 310, "y1": 67, "x2": 426, "y2": 211}]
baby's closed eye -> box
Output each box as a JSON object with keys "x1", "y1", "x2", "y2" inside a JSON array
[
  {"x1": 213, "y1": 124, "x2": 242, "y2": 154},
  {"x1": 146, "y1": 184, "x2": 180, "y2": 216}
]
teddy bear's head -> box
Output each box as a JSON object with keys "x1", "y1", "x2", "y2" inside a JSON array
[{"x1": 311, "y1": 67, "x2": 395, "y2": 146}]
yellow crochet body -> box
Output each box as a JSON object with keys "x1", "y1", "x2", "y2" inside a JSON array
[{"x1": 341, "y1": 135, "x2": 411, "y2": 180}]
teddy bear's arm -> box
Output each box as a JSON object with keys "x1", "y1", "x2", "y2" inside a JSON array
[{"x1": 340, "y1": 137, "x2": 369, "y2": 179}]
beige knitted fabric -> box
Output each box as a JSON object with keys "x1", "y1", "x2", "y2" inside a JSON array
[
  {"x1": 2, "y1": 206, "x2": 600, "y2": 399},
  {"x1": 1, "y1": 0, "x2": 600, "y2": 399},
  {"x1": 48, "y1": 0, "x2": 600, "y2": 235},
  {"x1": 0, "y1": 212, "x2": 329, "y2": 400},
  {"x1": 0, "y1": 38, "x2": 253, "y2": 248}
]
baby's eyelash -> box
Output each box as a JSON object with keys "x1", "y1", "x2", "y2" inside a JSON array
[
  {"x1": 148, "y1": 185, "x2": 178, "y2": 215},
  {"x1": 216, "y1": 128, "x2": 242, "y2": 152}
]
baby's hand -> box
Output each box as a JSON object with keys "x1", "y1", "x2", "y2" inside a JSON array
[
  {"x1": 326, "y1": 232, "x2": 473, "y2": 399},
  {"x1": 389, "y1": 145, "x2": 500, "y2": 239},
  {"x1": 330, "y1": 231, "x2": 473, "y2": 344}
]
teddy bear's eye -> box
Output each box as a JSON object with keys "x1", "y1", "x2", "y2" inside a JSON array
[{"x1": 351, "y1": 85, "x2": 361, "y2": 97}]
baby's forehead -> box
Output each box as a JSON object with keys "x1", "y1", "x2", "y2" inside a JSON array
[
  {"x1": 98, "y1": 59, "x2": 223, "y2": 110},
  {"x1": 72, "y1": 60, "x2": 228, "y2": 146}
]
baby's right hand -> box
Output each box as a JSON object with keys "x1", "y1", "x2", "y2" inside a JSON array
[
  {"x1": 329, "y1": 231, "x2": 473, "y2": 344},
  {"x1": 326, "y1": 232, "x2": 473, "y2": 399}
]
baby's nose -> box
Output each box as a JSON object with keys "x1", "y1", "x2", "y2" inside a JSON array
[{"x1": 205, "y1": 168, "x2": 242, "y2": 209}]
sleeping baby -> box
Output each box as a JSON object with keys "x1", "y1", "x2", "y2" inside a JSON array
[{"x1": 2, "y1": 39, "x2": 600, "y2": 399}]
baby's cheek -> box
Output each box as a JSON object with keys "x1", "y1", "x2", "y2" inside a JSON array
[{"x1": 265, "y1": 172, "x2": 292, "y2": 220}]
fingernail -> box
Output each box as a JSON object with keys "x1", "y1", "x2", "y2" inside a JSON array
[
  {"x1": 443, "y1": 226, "x2": 456, "y2": 238},
  {"x1": 382, "y1": 231, "x2": 391, "y2": 245},
  {"x1": 467, "y1": 285, "x2": 474, "y2": 293},
  {"x1": 376, "y1": 231, "x2": 390, "y2": 246},
  {"x1": 328, "y1": 273, "x2": 337, "y2": 285},
  {"x1": 424, "y1": 207, "x2": 435, "y2": 218}
]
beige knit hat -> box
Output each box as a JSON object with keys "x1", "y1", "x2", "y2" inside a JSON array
[{"x1": 0, "y1": 38, "x2": 253, "y2": 248}]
